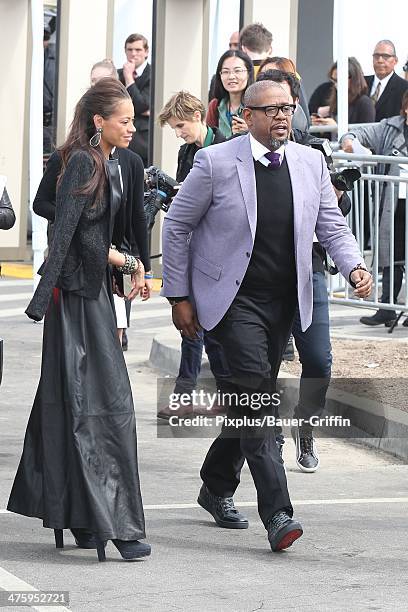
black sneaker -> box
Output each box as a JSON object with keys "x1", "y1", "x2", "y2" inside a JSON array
[
  {"x1": 197, "y1": 484, "x2": 249, "y2": 529},
  {"x1": 267, "y1": 510, "x2": 303, "y2": 552},
  {"x1": 360, "y1": 310, "x2": 396, "y2": 326},
  {"x1": 292, "y1": 426, "x2": 319, "y2": 473}
]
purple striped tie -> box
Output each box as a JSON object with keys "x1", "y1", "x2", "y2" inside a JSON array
[{"x1": 264, "y1": 151, "x2": 281, "y2": 169}]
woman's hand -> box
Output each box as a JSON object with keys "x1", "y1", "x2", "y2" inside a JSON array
[
  {"x1": 127, "y1": 261, "x2": 145, "y2": 300},
  {"x1": 311, "y1": 116, "x2": 337, "y2": 127},
  {"x1": 231, "y1": 115, "x2": 248, "y2": 134}
]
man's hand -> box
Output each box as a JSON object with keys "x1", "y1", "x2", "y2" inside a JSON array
[
  {"x1": 341, "y1": 138, "x2": 354, "y2": 153},
  {"x1": 122, "y1": 61, "x2": 136, "y2": 86},
  {"x1": 351, "y1": 269, "x2": 373, "y2": 298},
  {"x1": 140, "y1": 277, "x2": 153, "y2": 301},
  {"x1": 172, "y1": 301, "x2": 201, "y2": 339}
]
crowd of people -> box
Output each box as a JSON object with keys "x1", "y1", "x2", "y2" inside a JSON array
[{"x1": 4, "y1": 22, "x2": 408, "y2": 560}]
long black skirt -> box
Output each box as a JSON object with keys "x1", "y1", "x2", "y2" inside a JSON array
[{"x1": 7, "y1": 273, "x2": 146, "y2": 541}]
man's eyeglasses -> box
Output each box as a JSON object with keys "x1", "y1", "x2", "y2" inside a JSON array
[
  {"x1": 372, "y1": 53, "x2": 395, "y2": 61},
  {"x1": 246, "y1": 104, "x2": 296, "y2": 118},
  {"x1": 220, "y1": 68, "x2": 248, "y2": 77}
]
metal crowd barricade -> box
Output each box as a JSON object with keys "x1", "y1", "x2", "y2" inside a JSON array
[{"x1": 326, "y1": 150, "x2": 408, "y2": 327}]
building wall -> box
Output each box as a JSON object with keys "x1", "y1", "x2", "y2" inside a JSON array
[{"x1": 0, "y1": 0, "x2": 30, "y2": 257}]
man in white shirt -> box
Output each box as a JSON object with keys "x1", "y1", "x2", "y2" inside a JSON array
[{"x1": 365, "y1": 39, "x2": 408, "y2": 122}]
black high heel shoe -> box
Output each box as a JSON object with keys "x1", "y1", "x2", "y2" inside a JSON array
[
  {"x1": 54, "y1": 528, "x2": 106, "y2": 550},
  {"x1": 94, "y1": 537, "x2": 151, "y2": 562},
  {"x1": 70, "y1": 528, "x2": 102, "y2": 549}
]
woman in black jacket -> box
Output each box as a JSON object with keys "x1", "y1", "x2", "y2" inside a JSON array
[
  {"x1": 33, "y1": 147, "x2": 150, "y2": 271},
  {"x1": 34, "y1": 59, "x2": 152, "y2": 348},
  {"x1": 8, "y1": 79, "x2": 151, "y2": 562}
]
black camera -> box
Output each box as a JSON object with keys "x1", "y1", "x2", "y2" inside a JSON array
[
  {"x1": 144, "y1": 166, "x2": 180, "y2": 230},
  {"x1": 308, "y1": 137, "x2": 361, "y2": 192}
]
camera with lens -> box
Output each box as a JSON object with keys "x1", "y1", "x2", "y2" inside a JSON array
[
  {"x1": 144, "y1": 166, "x2": 180, "y2": 230},
  {"x1": 307, "y1": 137, "x2": 361, "y2": 192},
  {"x1": 307, "y1": 137, "x2": 361, "y2": 274}
]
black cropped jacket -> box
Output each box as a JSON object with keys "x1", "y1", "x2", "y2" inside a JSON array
[{"x1": 26, "y1": 149, "x2": 146, "y2": 321}]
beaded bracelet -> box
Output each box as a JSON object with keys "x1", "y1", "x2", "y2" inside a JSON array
[
  {"x1": 144, "y1": 273, "x2": 154, "y2": 279},
  {"x1": 116, "y1": 253, "x2": 140, "y2": 275}
]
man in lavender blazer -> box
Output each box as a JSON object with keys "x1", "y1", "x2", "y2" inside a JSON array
[{"x1": 162, "y1": 81, "x2": 372, "y2": 552}]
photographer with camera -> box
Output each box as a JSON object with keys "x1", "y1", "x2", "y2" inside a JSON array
[
  {"x1": 157, "y1": 91, "x2": 230, "y2": 419},
  {"x1": 340, "y1": 90, "x2": 408, "y2": 328},
  {"x1": 257, "y1": 69, "x2": 360, "y2": 472}
]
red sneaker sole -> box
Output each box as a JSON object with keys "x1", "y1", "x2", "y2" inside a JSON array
[{"x1": 275, "y1": 529, "x2": 303, "y2": 551}]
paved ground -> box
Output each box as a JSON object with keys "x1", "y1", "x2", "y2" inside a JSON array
[{"x1": 1, "y1": 279, "x2": 408, "y2": 611}]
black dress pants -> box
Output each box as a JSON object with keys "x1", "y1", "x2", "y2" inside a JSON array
[{"x1": 201, "y1": 290, "x2": 297, "y2": 527}]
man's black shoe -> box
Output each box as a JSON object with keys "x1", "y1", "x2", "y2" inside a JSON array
[
  {"x1": 292, "y1": 426, "x2": 319, "y2": 473},
  {"x1": 197, "y1": 484, "x2": 249, "y2": 529},
  {"x1": 267, "y1": 510, "x2": 303, "y2": 552},
  {"x1": 360, "y1": 310, "x2": 396, "y2": 326},
  {"x1": 283, "y1": 335, "x2": 295, "y2": 361}
]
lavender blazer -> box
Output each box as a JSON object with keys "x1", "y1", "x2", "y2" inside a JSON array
[{"x1": 161, "y1": 134, "x2": 364, "y2": 332}]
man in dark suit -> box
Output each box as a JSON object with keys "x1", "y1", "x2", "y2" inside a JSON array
[
  {"x1": 365, "y1": 39, "x2": 408, "y2": 121},
  {"x1": 118, "y1": 33, "x2": 151, "y2": 166}
]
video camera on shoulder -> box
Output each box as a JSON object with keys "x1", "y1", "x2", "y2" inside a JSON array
[
  {"x1": 308, "y1": 137, "x2": 361, "y2": 193},
  {"x1": 144, "y1": 166, "x2": 180, "y2": 230}
]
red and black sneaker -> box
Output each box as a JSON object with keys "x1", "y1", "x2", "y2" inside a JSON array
[{"x1": 267, "y1": 511, "x2": 303, "y2": 552}]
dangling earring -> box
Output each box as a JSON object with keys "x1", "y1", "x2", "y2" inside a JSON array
[{"x1": 89, "y1": 127, "x2": 102, "y2": 147}]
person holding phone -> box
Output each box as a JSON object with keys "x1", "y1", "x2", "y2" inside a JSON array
[
  {"x1": 206, "y1": 49, "x2": 254, "y2": 138},
  {"x1": 311, "y1": 57, "x2": 375, "y2": 129}
]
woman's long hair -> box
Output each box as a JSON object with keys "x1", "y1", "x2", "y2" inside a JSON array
[
  {"x1": 328, "y1": 57, "x2": 368, "y2": 116},
  {"x1": 58, "y1": 78, "x2": 131, "y2": 204},
  {"x1": 213, "y1": 49, "x2": 254, "y2": 103}
]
